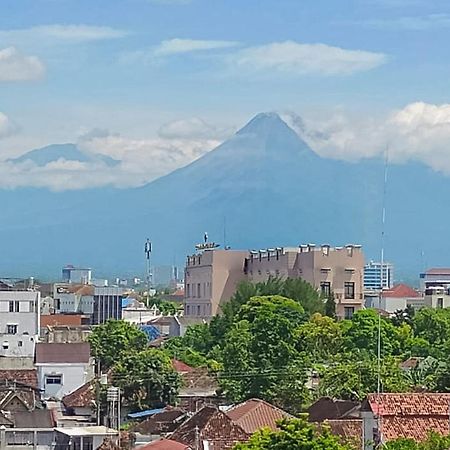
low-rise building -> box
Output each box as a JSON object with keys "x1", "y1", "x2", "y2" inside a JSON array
[
  {"x1": 35, "y1": 342, "x2": 94, "y2": 400},
  {"x1": 365, "y1": 284, "x2": 422, "y2": 313},
  {"x1": 0, "y1": 290, "x2": 40, "y2": 358},
  {"x1": 246, "y1": 244, "x2": 364, "y2": 319},
  {"x1": 184, "y1": 249, "x2": 248, "y2": 319}
]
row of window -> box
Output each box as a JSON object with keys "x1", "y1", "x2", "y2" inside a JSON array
[
  {"x1": 7, "y1": 301, "x2": 35, "y2": 313},
  {"x1": 185, "y1": 282, "x2": 212, "y2": 299},
  {"x1": 185, "y1": 303, "x2": 211, "y2": 316},
  {"x1": 320, "y1": 282, "x2": 355, "y2": 299}
]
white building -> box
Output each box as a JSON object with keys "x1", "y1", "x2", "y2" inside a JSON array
[
  {"x1": 420, "y1": 268, "x2": 450, "y2": 291},
  {"x1": 364, "y1": 261, "x2": 394, "y2": 291},
  {"x1": 0, "y1": 290, "x2": 40, "y2": 357},
  {"x1": 54, "y1": 284, "x2": 94, "y2": 315},
  {"x1": 62, "y1": 266, "x2": 92, "y2": 284},
  {"x1": 35, "y1": 342, "x2": 94, "y2": 400},
  {"x1": 366, "y1": 284, "x2": 422, "y2": 313}
]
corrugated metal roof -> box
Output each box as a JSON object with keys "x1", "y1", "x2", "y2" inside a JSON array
[{"x1": 128, "y1": 408, "x2": 165, "y2": 419}]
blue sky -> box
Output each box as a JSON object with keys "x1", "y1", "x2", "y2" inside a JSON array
[{"x1": 1, "y1": 0, "x2": 450, "y2": 189}]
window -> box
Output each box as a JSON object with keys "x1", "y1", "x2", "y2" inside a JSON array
[
  {"x1": 344, "y1": 282, "x2": 355, "y2": 299},
  {"x1": 344, "y1": 306, "x2": 355, "y2": 320},
  {"x1": 320, "y1": 282, "x2": 331, "y2": 297},
  {"x1": 197, "y1": 305, "x2": 201, "y2": 316},
  {"x1": 2, "y1": 342, "x2": 9, "y2": 350},
  {"x1": 6, "y1": 324, "x2": 17, "y2": 335},
  {"x1": 438, "y1": 297, "x2": 444, "y2": 309},
  {"x1": 197, "y1": 283, "x2": 201, "y2": 298},
  {"x1": 186, "y1": 305, "x2": 190, "y2": 315},
  {"x1": 9, "y1": 301, "x2": 13, "y2": 312},
  {"x1": 18, "y1": 341, "x2": 23, "y2": 347},
  {"x1": 45, "y1": 375, "x2": 62, "y2": 385},
  {"x1": 14, "y1": 301, "x2": 19, "y2": 312},
  {"x1": 186, "y1": 284, "x2": 190, "y2": 297},
  {"x1": 29, "y1": 301, "x2": 34, "y2": 313}
]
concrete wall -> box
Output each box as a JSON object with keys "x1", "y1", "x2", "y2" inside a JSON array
[
  {"x1": 37, "y1": 360, "x2": 95, "y2": 400},
  {"x1": 0, "y1": 291, "x2": 40, "y2": 357}
]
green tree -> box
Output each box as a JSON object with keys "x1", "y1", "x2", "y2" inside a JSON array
[
  {"x1": 324, "y1": 292, "x2": 337, "y2": 319},
  {"x1": 413, "y1": 308, "x2": 450, "y2": 358},
  {"x1": 111, "y1": 348, "x2": 181, "y2": 410},
  {"x1": 385, "y1": 432, "x2": 450, "y2": 450},
  {"x1": 233, "y1": 417, "x2": 356, "y2": 450},
  {"x1": 220, "y1": 296, "x2": 310, "y2": 412},
  {"x1": 88, "y1": 320, "x2": 148, "y2": 369},
  {"x1": 318, "y1": 356, "x2": 409, "y2": 400},
  {"x1": 296, "y1": 313, "x2": 343, "y2": 361}
]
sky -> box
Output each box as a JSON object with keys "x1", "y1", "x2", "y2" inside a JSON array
[{"x1": 2, "y1": 0, "x2": 450, "y2": 189}]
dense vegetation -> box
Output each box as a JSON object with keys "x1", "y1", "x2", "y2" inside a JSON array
[{"x1": 166, "y1": 278, "x2": 450, "y2": 412}]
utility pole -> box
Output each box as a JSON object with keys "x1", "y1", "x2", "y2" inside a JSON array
[{"x1": 144, "y1": 239, "x2": 152, "y2": 306}]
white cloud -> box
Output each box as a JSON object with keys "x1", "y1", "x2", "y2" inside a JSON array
[
  {"x1": 229, "y1": 41, "x2": 387, "y2": 76},
  {"x1": 0, "y1": 25, "x2": 128, "y2": 45},
  {"x1": 0, "y1": 112, "x2": 17, "y2": 138},
  {"x1": 363, "y1": 14, "x2": 450, "y2": 30},
  {"x1": 0, "y1": 47, "x2": 45, "y2": 81},
  {"x1": 154, "y1": 38, "x2": 239, "y2": 56},
  {"x1": 285, "y1": 102, "x2": 450, "y2": 174}
]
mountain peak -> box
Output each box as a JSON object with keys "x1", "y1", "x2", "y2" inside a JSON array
[{"x1": 236, "y1": 112, "x2": 291, "y2": 136}]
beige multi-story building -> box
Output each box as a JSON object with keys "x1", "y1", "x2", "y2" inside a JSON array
[
  {"x1": 184, "y1": 244, "x2": 365, "y2": 320},
  {"x1": 245, "y1": 244, "x2": 364, "y2": 319},
  {"x1": 184, "y1": 249, "x2": 248, "y2": 318}
]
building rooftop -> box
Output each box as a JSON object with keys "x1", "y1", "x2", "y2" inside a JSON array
[
  {"x1": 62, "y1": 380, "x2": 95, "y2": 409},
  {"x1": 137, "y1": 439, "x2": 189, "y2": 450},
  {"x1": 35, "y1": 342, "x2": 91, "y2": 364},
  {"x1": 170, "y1": 405, "x2": 249, "y2": 450},
  {"x1": 172, "y1": 359, "x2": 194, "y2": 374},
  {"x1": 382, "y1": 284, "x2": 420, "y2": 298},
  {"x1": 307, "y1": 397, "x2": 360, "y2": 422},
  {"x1": 322, "y1": 419, "x2": 363, "y2": 448},
  {"x1": 364, "y1": 393, "x2": 450, "y2": 442},
  {"x1": 55, "y1": 426, "x2": 118, "y2": 436},
  {"x1": 41, "y1": 314, "x2": 84, "y2": 327},
  {"x1": 425, "y1": 268, "x2": 450, "y2": 275},
  {"x1": 0, "y1": 369, "x2": 38, "y2": 389},
  {"x1": 226, "y1": 398, "x2": 291, "y2": 434}
]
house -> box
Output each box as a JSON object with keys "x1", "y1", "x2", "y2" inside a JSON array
[
  {"x1": 132, "y1": 407, "x2": 187, "y2": 437},
  {"x1": 170, "y1": 405, "x2": 249, "y2": 450},
  {"x1": 226, "y1": 398, "x2": 292, "y2": 434},
  {"x1": 35, "y1": 342, "x2": 94, "y2": 400},
  {"x1": 366, "y1": 284, "x2": 422, "y2": 313},
  {"x1": 0, "y1": 289, "x2": 41, "y2": 358},
  {"x1": 54, "y1": 426, "x2": 119, "y2": 450},
  {"x1": 361, "y1": 393, "x2": 450, "y2": 449},
  {"x1": 307, "y1": 397, "x2": 363, "y2": 447},
  {"x1": 62, "y1": 380, "x2": 96, "y2": 418}
]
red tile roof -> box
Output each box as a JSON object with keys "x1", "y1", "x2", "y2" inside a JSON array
[
  {"x1": 170, "y1": 406, "x2": 249, "y2": 450},
  {"x1": 425, "y1": 268, "x2": 450, "y2": 275},
  {"x1": 382, "y1": 284, "x2": 420, "y2": 298},
  {"x1": 137, "y1": 440, "x2": 189, "y2": 450},
  {"x1": 62, "y1": 380, "x2": 96, "y2": 408},
  {"x1": 172, "y1": 359, "x2": 194, "y2": 374},
  {"x1": 226, "y1": 398, "x2": 292, "y2": 434},
  {"x1": 0, "y1": 370, "x2": 38, "y2": 389},
  {"x1": 41, "y1": 314, "x2": 83, "y2": 327},
  {"x1": 35, "y1": 342, "x2": 91, "y2": 364},
  {"x1": 366, "y1": 393, "x2": 450, "y2": 442},
  {"x1": 323, "y1": 420, "x2": 363, "y2": 448}
]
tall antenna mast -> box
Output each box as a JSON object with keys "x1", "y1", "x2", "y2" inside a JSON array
[
  {"x1": 144, "y1": 238, "x2": 152, "y2": 305},
  {"x1": 377, "y1": 146, "x2": 389, "y2": 395}
]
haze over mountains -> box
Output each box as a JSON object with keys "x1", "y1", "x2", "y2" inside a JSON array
[{"x1": 0, "y1": 112, "x2": 444, "y2": 279}]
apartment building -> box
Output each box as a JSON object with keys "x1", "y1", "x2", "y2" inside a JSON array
[
  {"x1": 246, "y1": 244, "x2": 364, "y2": 319},
  {"x1": 184, "y1": 249, "x2": 248, "y2": 318},
  {"x1": 0, "y1": 290, "x2": 41, "y2": 357},
  {"x1": 364, "y1": 261, "x2": 394, "y2": 290}
]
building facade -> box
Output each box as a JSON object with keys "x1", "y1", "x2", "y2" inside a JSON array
[
  {"x1": 246, "y1": 244, "x2": 365, "y2": 319},
  {"x1": 364, "y1": 261, "x2": 394, "y2": 291},
  {"x1": 0, "y1": 290, "x2": 40, "y2": 358},
  {"x1": 184, "y1": 244, "x2": 365, "y2": 320},
  {"x1": 62, "y1": 266, "x2": 92, "y2": 284},
  {"x1": 184, "y1": 249, "x2": 248, "y2": 318},
  {"x1": 92, "y1": 286, "x2": 125, "y2": 324}
]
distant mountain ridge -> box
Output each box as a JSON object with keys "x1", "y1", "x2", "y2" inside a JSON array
[
  {"x1": 9, "y1": 143, "x2": 119, "y2": 167},
  {"x1": 0, "y1": 112, "x2": 446, "y2": 279}
]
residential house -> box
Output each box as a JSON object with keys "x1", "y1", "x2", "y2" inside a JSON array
[
  {"x1": 0, "y1": 290, "x2": 41, "y2": 358},
  {"x1": 361, "y1": 393, "x2": 450, "y2": 449},
  {"x1": 226, "y1": 398, "x2": 292, "y2": 434},
  {"x1": 54, "y1": 426, "x2": 118, "y2": 450},
  {"x1": 132, "y1": 407, "x2": 187, "y2": 438},
  {"x1": 35, "y1": 342, "x2": 94, "y2": 400},
  {"x1": 170, "y1": 405, "x2": 249, "y2": 450},
  {"x1": 365, "y1": 284, "x2": 422, "y2": 312},
  {"x1": 62, "y1": 380, "x2": 96, "y2": 422}
]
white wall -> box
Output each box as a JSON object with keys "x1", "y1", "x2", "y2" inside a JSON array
[{"x1": 37, "y1": 361, "x2": 94, "y2": 400}]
